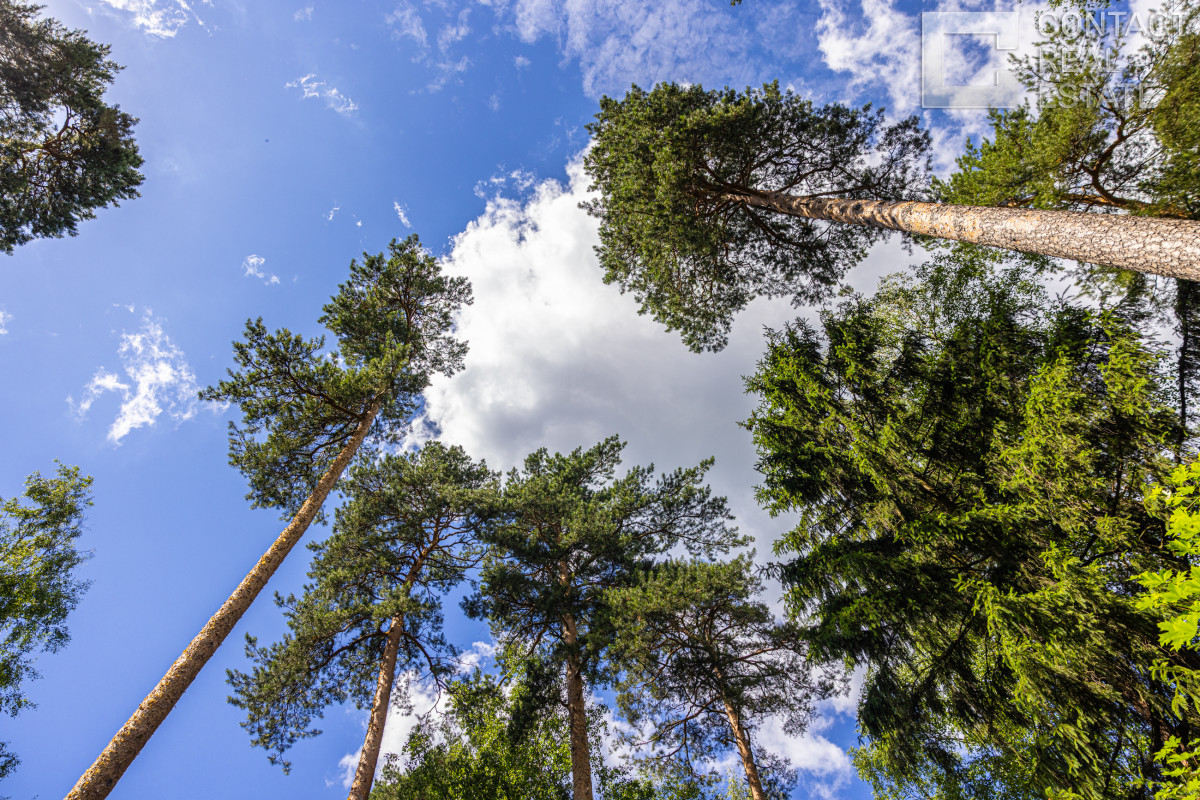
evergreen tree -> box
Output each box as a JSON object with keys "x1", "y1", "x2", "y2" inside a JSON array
[
  {"x1": 228, "y1": 442, "x2": 496, "y2": 800},
  {"x1": 465, "y1": 436, "x2": 741, "y2": 800},
  {"x1": 606, "y1": 556, "x2": 835, "y2": 800},
  {"x1": 69, "y1": 235, "x2": 472, "y2": 800},
  {"x1": 0, "y1": 463, "x2": 92, "y2": 778},
  {"x1": 0, "y1": 0, "x2": 143, "y2": 252},
  {"x1": 583, "y1": 81, "x2": 1200, "y2": 352},
  {"x1": 744, "y1": 257, "x2": 1197, "y2": 800}
]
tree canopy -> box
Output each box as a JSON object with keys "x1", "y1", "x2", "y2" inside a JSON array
[
  {"x1": 582, "y1": 81, "x2": 929, "y2": 351},
  {"x1": 0, "y1": 463, "x2": 92, "y2": 779},
  {"x1": 0, "y1": 0, "x2": 143, "y2": 253}
]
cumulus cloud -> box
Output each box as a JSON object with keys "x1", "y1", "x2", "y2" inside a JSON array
[
  {"x1": 0, "y1": 309, "x2": 10, "y2": 335},
  {"x1": 286, "y1": 74, "x2": 359, "y2": 116},
  {"x1": 95, "y1": 0, "x2": 204, "y2": 37},
  {"x1": 241, "y1": 254, "x2": 280, "y2": 285},
  {"x1": 69, "y1": 311, "x2": 202, "y2": 445}
]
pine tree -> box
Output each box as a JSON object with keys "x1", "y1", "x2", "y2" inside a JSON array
[
  {"x1": 606, "y1": 556, "x2": 835, "y2": 800},
  {"x1": 229, "y1": 442, "x2": 497, "y2": 800},
  {"x1": 583, "y1": 81, "x2": 1200, "y2": 352},
  {"x1": 68, "y1": 235, "x2": 472, "y2": 800},
  {"x1": 465, "y1": 437, "x2": 741, "y2": 800}
]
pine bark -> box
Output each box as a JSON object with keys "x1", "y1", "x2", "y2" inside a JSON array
[
  {"x1": 346, "y1": 614, "x2": 405, "y2": 800},
  {"x1": 563, "y1": 612, "x2": 594, "y2": 800},
  {"x1": 721, "y1": 696, "x2": 766, "y2": 800},
  {"x1": 66, "y1": 401, "x2": 383, "y2": 800},
  {"x1": 731, "y1": 190, "x2": 1200, "y2": 280}
]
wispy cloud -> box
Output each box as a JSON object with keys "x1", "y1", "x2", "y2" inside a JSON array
[
  {"x1": 69, "y1": 311, "x2": 203, "y2": 445},
  {"x1": 393, "y1": 201, "x2": 411, "y2": 227},
  {"x1": 294, "y1": 5, "x2": 313, "y2": 21},
  {"x1": 385, "y1": 3, "x2": 473, "y2": 91},
  {"x1": 242, "y1": 254, "x2": 280, "y2": 285},
  {"x1": 0, "y1": 309, "x2": 10, "y2": 335},
  {"x1": 286, "y1": 74, "x2": 359, "y2": 116},
  {"x1": 326, "y1": 205, "x2": 340, "y2": 222},
  {"x1": 95, "y1": 0, "x2": 205, "y2": 38}
]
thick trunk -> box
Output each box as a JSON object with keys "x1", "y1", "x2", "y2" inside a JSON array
[
  {"x1": 67, "y1": 401, "x2": 383, "y2": 800},
  {"x1": 347, "y1": 614, "x2": 405, "y2": 800},
  {"x1": 732, "y1": 190, "x2": 1200, "y2": 281},
  {"x1": 562, "y1": 613, "x2": 594, "y2": 800},
  {"x1": 721, "y1": 696, "x2": 766, "y2": 800}
]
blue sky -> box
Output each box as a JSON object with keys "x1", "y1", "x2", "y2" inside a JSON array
[{"x1": 0, "y1": 0, "x2": 1148, "y2": 796}]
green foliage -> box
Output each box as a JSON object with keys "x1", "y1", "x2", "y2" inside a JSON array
[
  {"x1": 371, "y1": 667, "x2": 709, "y2": 800},
  {"x1": 200, "y1": 235, "x2": 472, "y2": 518},
  {"x1": 466, "y1": 436, "x2": 743, "y2": 682},
  {"x1": 227, "y1": 442, "x2": 496, "y2": 772},
  {"x1": 1137, "y1": 459, "x2": 1200, "y2": 800},
  {"x1": 0, "y1": 463, "x2": 93, "y2": 778},
  {"x1": 583, "y1": 81, "x2": 929, "y2": 351},
  {"x1": 606, "y1": 556, "x2": 832, "y2": 798},
  {"x1": 0, "y1": 0, "x2": 143, "y2": 252},
  {"x1": 745, "y1": 256, "x2": 1192, "y2": 800}
]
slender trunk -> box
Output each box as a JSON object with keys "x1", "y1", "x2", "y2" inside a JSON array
[
  {"x1": 1177, "y1": 280, "x2": 1195, "y2": 458},
  {"x1": 67, "y1": 401, "x2": 383, "y2": 800},
  {"x1": 720, "y1": 696, "x2": 766, "y2": 800},
  {"x1": 731, "y1": 190, "x2": 1200, "y2": 281},
  {"x1": 347, "y1": 614, "x2": 405, "y2": 800},
  {"x1": 562, "y1": 611, "x2": 594, "y2": 800}
]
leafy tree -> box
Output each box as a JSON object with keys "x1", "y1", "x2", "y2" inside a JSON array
[
  {"x1": 744, "y1": 257, "x2": 1196, "y2": 800},
  {"x1": 0, "y1": 1, "x2": 143, "y2": 253},
  {"x1": 0, "y1": 463, "x2": 92, "y2": 778},
  {"x1": 606, "y1": 556, "x2": 834, "y2": 800},
  {"x1": 465, "y1": 436, "x2": 742, "y2": 800},
  {"x1": 1137, "y1": 458, "x2": 1200, "y2": 800},
  {"x1": 228, "y1": 442, "x2": 496, "y2": 800},
  {"x1": 583, "y1": 80, "x2": 1200, "y2": 352},
  {"x1": 69, "y1": 235, "x2": 472, "y2": 800}
]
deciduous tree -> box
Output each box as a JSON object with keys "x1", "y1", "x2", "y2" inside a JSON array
[{"x1": 0, "y1": 463, "x2": 92, "y2": 778}]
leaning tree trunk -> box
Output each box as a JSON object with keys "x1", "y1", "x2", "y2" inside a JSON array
[
  {"x1": 347, "y1": 614, "x2": 406, "y2": 800},
  {"x1": 562, "y1": 612, "x2": 594, "y2": 800},
  {"x1": 732, "y1": 190, "x2": 1200, "y2": 280},
  {"x1": 720, "y1": 696, "x2": 766, "y2": 800},
  {"x1": 67, "y1": 400, "x2": 383, "y2": 800}
]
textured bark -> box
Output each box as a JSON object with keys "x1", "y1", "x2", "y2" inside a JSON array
[
  {"x1": 731, "y1": 190, "x2": 1200, "y2": 280},
  {"x1": 721, "y1": 696, "x2": 766, "y2": 800},
  {"x1": 346, "y1": 614, "x2": 405, "y2": 800},
  {"x1": 563, "y1": 612, "x2": 594, "y2": 800},
  {"x1": 66, "y1": 401, "x2": 383, "y2": 800}
]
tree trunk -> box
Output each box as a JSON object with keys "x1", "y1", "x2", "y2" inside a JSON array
[
  {"x1": 731, "y1": 190, "x2": 1200, "y2": 281},
  {"x1": 66, "y1": 401, "x2": 383, "y2": 800},
  {"x1": 347, "y1": 614, "x2": 405, "y2": 800},
  {"x1": 562, "y1": 612, "x2": 594, "y2": 800},
  {"x1": 721, "y1": 696, "x2": 766, "y2": 800}
]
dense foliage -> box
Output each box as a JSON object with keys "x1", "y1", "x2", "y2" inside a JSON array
[
  {"x1": 0, "y1": 0, "x2": 143, "y2": 252},
  {"x1": 745, "y1": 253, "x2": 1196, "y2": 800},
  {"x1": 0, "y1": 463, "x2": 92, "y2": 778},
  {"x1": 583, "y1": 81, "x2": 929, "y2": 351}
]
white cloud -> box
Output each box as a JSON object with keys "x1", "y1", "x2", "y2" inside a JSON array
[
  {"x1": 514, "y1": 54, "x2": 531, "y2": 69},
  {"x1": 393, "y1": 202, "x2": 411, "y2": 227},
  {"x1": 95, "y1": 0, "x2": 204, "y2": 37},
  {"x1": 294, "y1": 5, "x2": 313, "y2": 21},
  {"x1": 241, "y1": 254, "x2": 280, "y2": 286},
  {"x1": 286, "y1": 74, "x2": 359, "y2": 116},
  {"x1": 0, "y1": 309, "x2": 10, "y2": 335},
  {"x1": 387, "y1": 3, "x2": 428, "y2": 47},
  {"x1": 327, "y1": 205, "x2": 341, "y2": 221},
  {"x1": 69, "y1": 311, "x2": 202, "y2": 445},
  {"x1": 815, "y1": 0, "x2": 922, "y2": 114}
]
